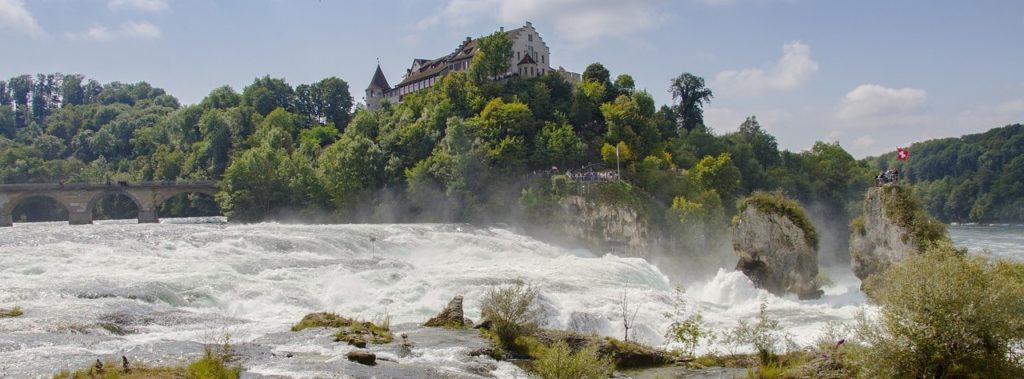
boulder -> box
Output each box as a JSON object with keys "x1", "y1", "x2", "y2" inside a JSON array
[
  {"x1": 346, "y1": 350, "x2": 376, "y2": 365},
  {"x1": 850, "y1": 186, "x2": 948, "y2": 290},
  {"x1": 732, "y1": 194, "x2": 822, "y2": 299},
  {"x1": 423, "y1": 295, "x2": 471, "y2": 327}
]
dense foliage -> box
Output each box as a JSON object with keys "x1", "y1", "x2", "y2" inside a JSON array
[
  {"x1": 852, "y1": 242, "x2": 1024, "y2": 377},
  {"x1": 866, "y1": 124, "x2": 1024, "y2": 222},
  {"x1": 1, "y1": 29, "x2": 877, "y2": 231}
]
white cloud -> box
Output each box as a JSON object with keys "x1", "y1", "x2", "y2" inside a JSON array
[
  {"x1": 0, "y1": 0, "x2": 43, "y2": 36},
  {"x1": 836, "y1": 84, "x2": 927, "y2": 121},
  {"x1": 108, "y1": 0, "x2": 169, "y2": 12},
  {"x1": 852, "y1": 135, "x2": 875, "y2": 149},
  {"x1": 958, "y1": 99, "x2": 1024, "y2": 129},
  {"x1": 714, "y1": 41, "x2": 819, "y2": 96},
  {"x1": 416, "y1": 0, "x2": 667, "y2": 46},
  {"x1": 66, "y1": 21, "x2": 161, "y2": 41}
]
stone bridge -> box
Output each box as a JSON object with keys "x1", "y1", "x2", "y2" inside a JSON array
[{"x1": 0, "y1": 181, "x2": 219, "y2": 226}]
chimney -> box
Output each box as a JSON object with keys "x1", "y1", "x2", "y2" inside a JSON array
[
  {"x1": 525, "y1": 21, "x2": 532, "y2": 28},
  {"x1": 500, "y1": 26, "x2": 504, "y2": 32}
]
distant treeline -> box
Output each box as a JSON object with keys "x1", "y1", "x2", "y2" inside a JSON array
[{"x1": 866, "y1": 124, "x2": 1024, "y2": 223}]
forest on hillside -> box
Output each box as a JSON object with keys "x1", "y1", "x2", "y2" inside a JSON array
[
  {"x1": 866, "y1": 123, "x2": 1024, "y2": 223},
  {"x1": 2, "y1": 31, "x2": 874, "y2": 241}
]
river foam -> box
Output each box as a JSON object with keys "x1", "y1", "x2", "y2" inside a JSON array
[{"x1": 0, "y1": 219, "x2": 883, "y2": 377}]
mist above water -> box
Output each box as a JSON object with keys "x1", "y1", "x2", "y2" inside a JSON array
[{"x1": 1, "y1": 219, "x2": 1006, "y2": 377}]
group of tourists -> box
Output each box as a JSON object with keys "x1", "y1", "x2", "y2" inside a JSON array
[
  {"x1": 876, "y1": 168, "x2": 900, "y2": 186},
  {"x1": 566, "y1": 170, "x2": 618, "y2": 182}
]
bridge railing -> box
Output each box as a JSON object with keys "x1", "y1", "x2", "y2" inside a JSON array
[{"x1": 0, "y1": 181, "x2": 218, "y2": 191}]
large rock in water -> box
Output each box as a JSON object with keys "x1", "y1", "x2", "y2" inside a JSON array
[
  {"x1": 732, "y1": 194, "x2": 822, "y2": 299},
  {"x1": 424, "y1": 295, "x2": 469, "y2": 327},
  {"x1": 849, "y1": 186, "x2": 948, "y2": 290}
]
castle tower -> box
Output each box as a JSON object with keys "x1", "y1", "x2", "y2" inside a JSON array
[{"x1": 365, "y1": 63, "x2": 391, "y2": 111}]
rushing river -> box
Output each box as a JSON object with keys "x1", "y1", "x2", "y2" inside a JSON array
[{"x1": 0, "y1": 220, "x2": 1019, "y2": 378}]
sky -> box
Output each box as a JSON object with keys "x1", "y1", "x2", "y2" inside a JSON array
[{"x1": 1, "y1": 0, "x2": 1022, "y2": 158}]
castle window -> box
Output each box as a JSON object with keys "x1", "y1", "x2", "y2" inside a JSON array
[
  {"x1": 528, "y1": 34, "x2": 533, "y2": 42},
  {"x1": 541, "y1": 55, "x2": 544, "y2": 64}
]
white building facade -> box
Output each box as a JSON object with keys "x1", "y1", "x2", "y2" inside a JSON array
[{"x1": 365, "y1": 22, "x2": 574, "y2": 110}]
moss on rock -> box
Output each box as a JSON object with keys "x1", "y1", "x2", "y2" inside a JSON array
[
  {"x1": 0, "y1": 306, "x2": 23, "y2": 318},
  {"x1": 739, "y1": 192, "x2": 818, "y2": 250}
]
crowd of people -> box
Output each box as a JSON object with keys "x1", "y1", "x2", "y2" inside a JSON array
[
  {"x1": 530, "y1": 166, "x2": 619, "y2": 182},
  {"x1": 876, "y1": 168, "x2": 900, "y2": 186}
]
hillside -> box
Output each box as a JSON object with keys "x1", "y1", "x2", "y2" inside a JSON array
[{"x1": 864, "y1": 124, "x2": 1024, "y2": 222}]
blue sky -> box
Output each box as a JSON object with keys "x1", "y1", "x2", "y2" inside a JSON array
[{"x1": 1, "y1": 0, "x2": 1022, "y2": 157}]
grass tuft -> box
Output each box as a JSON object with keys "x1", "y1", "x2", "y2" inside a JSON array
[{"x1": 739, "y1": 192, "x2": 818, "y2": 250}]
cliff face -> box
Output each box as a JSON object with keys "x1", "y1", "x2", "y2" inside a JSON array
[
  {"x1": 732, "y1": 205, "x2": 822, "y2": 299},
  {"x1": 849, "y1": 187, "x2": 916, "y2": 285},
  {"x1": 555, "y1": 195, "x2": 651, "y2": 256}
]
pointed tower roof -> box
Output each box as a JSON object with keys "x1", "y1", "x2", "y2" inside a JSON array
[{"x1": 368, "y1": 64, "x2": 391, "y2": 91}]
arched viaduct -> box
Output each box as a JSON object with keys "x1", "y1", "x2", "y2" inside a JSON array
[{"x1": 0, "y1": 181, "x2": 218, "y2": 226}]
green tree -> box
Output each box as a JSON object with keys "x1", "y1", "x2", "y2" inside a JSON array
[
  {"x1": 241, "y1": 76, "x2": 295, "y2": 115},
  {"x1": 469, "y1": 31, "x2": 513, "y2": 84},
  {"x1": 669, "y1": 73, "x2": 713, "y2": 133},
  {"x1": 691, "y1": 153, "x2": 741, "y2": 204},
  {"x1": 217, "y1": 145, "x2": 287, "y2": 221},
  {"x1": 317, "y1": 134, "x2": 385, "y2": 210}
]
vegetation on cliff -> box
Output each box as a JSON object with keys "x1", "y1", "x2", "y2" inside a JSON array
[
  {"x1": 866, "y1": 123, "x2": 1024, "y2": 222},
  {"x1": 737, "y1": 191, "x2": 818, "y2": 250},
  {"x1": 877, "y1": 185, "x2": 949, "y2": 250},
  {"x1": 829, "y1": 242, "x2": 1024, "y2": 378},
  {"x1": 2, "y1": 29, "x2": 870, "y2": 239}
]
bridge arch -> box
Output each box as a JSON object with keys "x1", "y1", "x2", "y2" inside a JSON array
[
  {"x1": 158, "y1": 191, "x2": 220, "y2": 218},
  {"x1": 87, "y1": 189, "x2": 142, "y2": 221},
  {"x1": 3, "y1": 194, "x2": 72, "y2": 224},
  {"x1": 0, "y1": 181, "x2": 220, "y2": 227}
]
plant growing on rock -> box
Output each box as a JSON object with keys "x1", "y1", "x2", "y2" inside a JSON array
[
  {"x1": 533, "y1": 340, "x2": 614, "y2": 379},
  {"x1": 480, "y1": 280, "x2": 542, "y2": 345},
  {"x1": 722, "y1": 299, "x2": 792, "y2": 365},
  {"x1": 855, "y1": 241, "x2": 1024, "y2": 377},
  {"x1": 662, "y1": 287, "x2": 713, "y2": 357}
]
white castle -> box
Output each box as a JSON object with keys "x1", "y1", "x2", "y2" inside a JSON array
[{"x1": 365, "y1": 22, "x2": 580, "y2": 110}]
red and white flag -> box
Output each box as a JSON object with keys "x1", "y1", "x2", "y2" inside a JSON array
[{"x1": 896, "y1": 147, "x2": 909, "y2": 161}]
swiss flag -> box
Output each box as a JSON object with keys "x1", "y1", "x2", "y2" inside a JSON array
[{"x1": 897, "y1": 147, "x2": 909, "y2": 161}]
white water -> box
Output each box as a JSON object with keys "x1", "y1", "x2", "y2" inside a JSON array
[{"x1": 0, "y1": 220, "x2": 1014, "y2": 377}]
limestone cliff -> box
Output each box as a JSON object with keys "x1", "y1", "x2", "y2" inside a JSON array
[
  {"x1": 732, "y1": 193, "x2": 822, "y2": 300},
  {"x1": 555, "y1": 195, "x2": 651, "y2": 256},
  {"x1": 849, "y1": 185, "x2": 948, "y2": 288}
]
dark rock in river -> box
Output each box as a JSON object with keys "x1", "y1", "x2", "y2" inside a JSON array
[
  {"x1": 346, "y1": 350, "x2": 376, "y2": 365},
  {"x1": 423, "y1": 295, "x2": 471, "y2": 327}
]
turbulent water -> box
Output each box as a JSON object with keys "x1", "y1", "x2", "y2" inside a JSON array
[{"x1": 0, "y1": 220, "x2": 1018, "y2": 378}]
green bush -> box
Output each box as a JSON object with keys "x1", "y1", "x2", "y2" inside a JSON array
[
  {"x1": 738, "y1": 192, "x2": 818, "y2": 250},
  {"x1": 878, "y1": 185, "x2": 948, "y2": 250},
  {"x1": 721, "y1": 300, "x2": 792, "y2": 365},
  {"x1": 480, "y1": 281, "x2": 541, "y2": 345},
  {"x1": 533, "y1": 340, "x2": 614, "y2": 379},
  {"x1": 856, "y1": 242, "x2": 1024, "y2": 377},
  {"x1": 662, "y1": 287, "x2": 713, "y2": 357}
]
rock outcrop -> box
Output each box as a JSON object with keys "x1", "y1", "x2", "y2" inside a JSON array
[
  {"x1": 732, "y1": 193, "x2": 822, "y2": 300},
  {"x1": 424, "y1": 295, "x2": 471, "y2": 327},
  {"x1": 556, "y1": 195, "x2": 651, "y2": 255},
  {"x1": 346, "y1": 350, "x2": 376, "y2": 365},
  {"x1": 850, "y1": 186, "x2": 948, "y2": 289}
]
